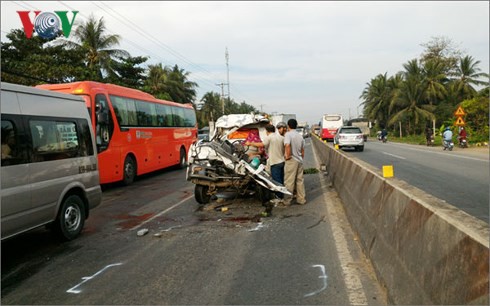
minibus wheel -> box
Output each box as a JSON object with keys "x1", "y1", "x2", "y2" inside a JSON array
[
  {"x1": 56, "y1": 195, "x2": 85, "y2": 241},
  {"x1": 123, "y1": 155, "x2": 136, "y2": 185}
]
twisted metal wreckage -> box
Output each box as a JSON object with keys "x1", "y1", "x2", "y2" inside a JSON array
[{"x1": 186, "y1": 114, "x2": 291, "y2": 204}]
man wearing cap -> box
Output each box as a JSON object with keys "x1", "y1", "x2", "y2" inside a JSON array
[{"x1": 276, "y1": 121, "x2": 287, "y2": 136}]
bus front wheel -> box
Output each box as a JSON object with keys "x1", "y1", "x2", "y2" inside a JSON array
[{"x1": 123, "y1": 155, "x2": 136, "y2": 185}]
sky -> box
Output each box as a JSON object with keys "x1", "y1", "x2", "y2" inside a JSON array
[{"x1": 1, "y1": 1, "x2": 489, "y2": 126}]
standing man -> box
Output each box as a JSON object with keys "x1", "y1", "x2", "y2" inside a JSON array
[
  {"x1": 245, "y1": 125, "x2": 285, "y2": 190},
  {"x1": 262, "y1": 125, "x2": 285, "y2": 199},
  {"x1": 283, "y1": 119, "x2": 306, "y2": 205}
]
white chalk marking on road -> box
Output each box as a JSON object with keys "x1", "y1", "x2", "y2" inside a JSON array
[
  {"x1": 162, "y1": 225, "x2": 182, "y2": 232},
  {"x1": 312, "y1": 147, "x2": 368, "y2": 305},
  {"x1": 382, "y1": 152, "x2": 406, "y2": 160},
  {"x1": 67, "y1": 263, "x2": 123, "y2": 294},
  {"x1": 248, "y1": 222, "x2": 265, "y2": 232},
  {"x1": 130, "y1": 195, "x2": 193, "y2": 231},
  {"x1": 304, "y1": 264, "x2": 328, "y2": 297}
]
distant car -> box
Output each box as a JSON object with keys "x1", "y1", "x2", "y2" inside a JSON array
[{"x1": 333, "y1": 126, "x2": 364, "y2": 152}]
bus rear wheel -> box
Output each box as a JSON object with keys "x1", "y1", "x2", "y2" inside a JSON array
[
  {"x1": 179, "y1": 147, "x2": 187, "y2": 168},
  {"x1": 123, "y1": 155, "x2": 136, "y2": 185}
]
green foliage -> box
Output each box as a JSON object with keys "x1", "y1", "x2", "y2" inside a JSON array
[
  {"x1": 460, "y1": 97, "x2": 489, "y2": 141},
  {"x1": 1, "y1": 29, "x2": 89, "y2": 85},
  {"x1": 360, "y1": 36, "x2": 489, "y2": 140},
  {"x1": 196, "y1": 92, "x2": 258, "y2": 129},
  {"x1": 142, "y1": 63, "x2": 198, "y2": 104},
  {"x1": 106, "y1": 55, "x2": 148, "y2": 88}
]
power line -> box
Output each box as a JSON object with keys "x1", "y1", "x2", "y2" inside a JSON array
[
  {"x1": 94, "y1": 1, "x2": 221, "y2": 90},
  {"x1": 7, "y1": 1, "x2": 260, "y2": 106}
]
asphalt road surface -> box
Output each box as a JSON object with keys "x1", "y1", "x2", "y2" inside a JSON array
[
  {"x1": 1, "y1": 138, "x2": 387, "y2": 305},
  {"x1": 337, "y1": 139, "x2": 489, "y2": 223}
]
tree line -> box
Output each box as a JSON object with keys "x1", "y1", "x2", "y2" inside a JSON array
[
  {"x1": 0, "y1": 15, "x2": 258, "y2": 129},
  {"x1": 360, "y1": 37, "x2": 489, "y2": 142}
]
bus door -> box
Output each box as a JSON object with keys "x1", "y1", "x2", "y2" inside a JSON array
[{"x1": 92, "y1": 92, "x2": 114, "y2": 153}]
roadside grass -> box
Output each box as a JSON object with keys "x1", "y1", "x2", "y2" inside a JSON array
[
  {"x1": 381, "y1": 134, "x2": 489, "y2": 147},
  {"x1": 304, "y1": 168, "x2": 319, "y2": 174}
]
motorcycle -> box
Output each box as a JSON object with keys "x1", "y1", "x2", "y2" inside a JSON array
[
  {"x1": 426, "y1": 135, "x2": 435, "y2": 146},
  {"x1": 186, "y1": 114, "x2": 291, "y2": 205},
  {"x1": 458, "y1": 136, "x2": 468, "y2": 148},
  {"x1": 443, "y1": 139, "x2": 454, "y2": 151},
  {"x1": 382, "y1": 135, "x2": 387, "y2": 143}
]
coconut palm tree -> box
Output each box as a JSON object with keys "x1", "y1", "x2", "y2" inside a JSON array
[
  {"x1": 144, "y1": 63, "x2": 170, "y2": 99},
  {"x1": 360, "y1": 73, "x2": 392, "y2": 128},
  {"x1": 422, "y1": 59, "x2": 448, "y2": 106},
  {"x1": 67, "y1": 15, "x2": 129, "y2": 80},
  {"x1": 453, "y1": 55, "x2": 489, "y2": 99},
  {"x1": 388, "y1": 77, "x2": 435, "y2": 135},
  {"x1": 198, "y1": 92, "x2": 222, "y2": 127},
  {"x1": 167, "y1": 65, "x2": 198, "y2": 103}
]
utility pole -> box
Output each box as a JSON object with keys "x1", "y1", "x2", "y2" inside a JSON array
[
  {"x1": 216, "y1": 83, "x2": 227, "y2": 114},
  {"x1": 225, "y1": 47, "x2": 230, "y2": 100}
]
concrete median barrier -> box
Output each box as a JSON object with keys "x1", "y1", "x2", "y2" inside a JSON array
[{"x1": 312, "y1": 135, "x2": 489, "y2": 305}]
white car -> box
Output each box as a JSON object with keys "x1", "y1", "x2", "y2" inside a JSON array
[{"x1": 333, "y1": 126, "x2": 365, "y2": 152}]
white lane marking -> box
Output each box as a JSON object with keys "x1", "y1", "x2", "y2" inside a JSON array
[
  {"x1": 382, "y1": 152, "x2": 406, "y2": 160},
  {"x1": 130, "y1": 195, "x2": 194, "y2": 231},
  {"x1": 380, "y1": 142, "x2": 489, "y2": 162},
  {"x1": 312, "y1": 146, "x2": 368, "y2": 305},
  {"x1": 304, "y1": 264, "x2": 328, "y2": 297},
  {"x1": 67, "y1": 263, "x2": 123, "y2": 294}
]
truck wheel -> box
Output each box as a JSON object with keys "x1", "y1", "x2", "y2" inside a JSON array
[
  {"x1": 55, "y1": 195, "x2": 85, "y2": 241},
  {"x1": 195, "y1": 185, "x2": 211, "y2": 204},
  {"x1": 123, "y1": 155, "x2": 136, "y2": 185}
]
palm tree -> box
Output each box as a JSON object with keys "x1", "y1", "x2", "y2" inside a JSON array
[
  {"x1": 360, "y1": 73, "x2": 392, "y2": 128},
  {"x1": 403, "y1": 59, "x2": 423, "y2": 82},
  {"x1": 388, "y1": 77, "x2": 435, "y2": 135},
  {"x1": 167, "y1": 65, "x2": 198, "y2": 103},
  {"x1": 422, "y1": 59, "x2": 448, "y2": 106},
  {"x1": 198, "y1": 92, "x2": 222, "y2": 127},
  {"x1": 67, "y1": 15, "x2": 129, "y2": 80},
  {"x1": 144, "y1": 63, "x2": 171, "y2": 99},
  {"x1": 453, "y1": 55, "x2": 489, "y2": 99}
]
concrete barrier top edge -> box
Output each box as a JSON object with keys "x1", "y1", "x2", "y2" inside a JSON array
[{"x1": 315, "y1": 137, "x2": 490, "y2": 248}]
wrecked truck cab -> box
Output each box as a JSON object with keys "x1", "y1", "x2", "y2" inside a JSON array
[{"x1": 187, "y1": 114, "x2": 291, "y2": 204}]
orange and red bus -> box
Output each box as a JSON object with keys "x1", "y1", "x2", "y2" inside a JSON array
[{"x1": 37, "y1": 81, "x2": 197, "y2": 185}]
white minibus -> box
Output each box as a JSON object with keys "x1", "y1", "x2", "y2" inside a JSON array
[{"x1": 1, "y1": 82, "x2": 102, "y2": 240}]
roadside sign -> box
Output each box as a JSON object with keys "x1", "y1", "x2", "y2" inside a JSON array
[
  {"x1": 455, "y1": 117, "x2": 465, "y2": 126},
  {"x1": 454, "y1": 106, "x2": 465, "y2": 116}
]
